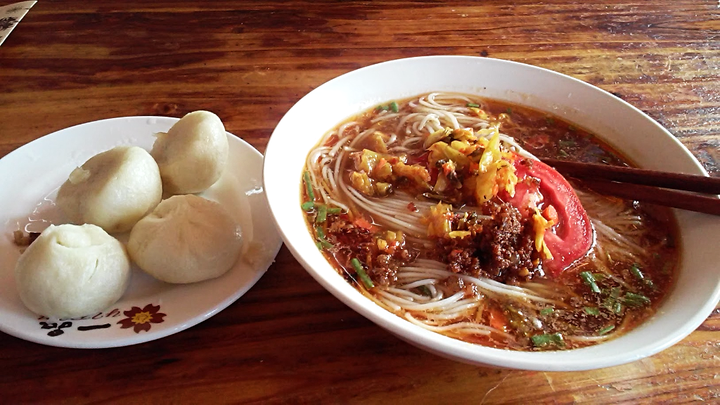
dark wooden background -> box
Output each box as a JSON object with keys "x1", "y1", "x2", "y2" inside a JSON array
[{"x1": 1, "y1": 1, "x2": 718, "y2": 403}]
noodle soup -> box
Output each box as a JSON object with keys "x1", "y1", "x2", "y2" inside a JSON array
[{"x1": 301, "y1": 92, "x2": 678, "y2": 351}]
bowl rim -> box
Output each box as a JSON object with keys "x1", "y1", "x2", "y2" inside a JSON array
[{"x1": 263, "y1": 55, "x2": 720, "y2": 371}]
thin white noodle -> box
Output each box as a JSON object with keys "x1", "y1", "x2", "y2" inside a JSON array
[
  {"x1": 341, "y1": 184, "x2": 426, "y2": 235},
  {"x1": 303, "y1": 91, "x2": 668, "y2": 348}
]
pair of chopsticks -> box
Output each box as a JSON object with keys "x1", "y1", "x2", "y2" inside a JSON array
[{"x1": 541, "y1": 158, "x2": 720, "y2": 216}]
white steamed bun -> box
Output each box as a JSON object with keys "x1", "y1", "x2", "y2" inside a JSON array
[
  {"x1": 15, "y1": 224, "x2": 131, "y2": 318},
  {"x1": 56, "y1": 146, "x2": 162, "y2": 233},
  {"x1": 127, "y1": 194, "x2": 242, "y2": 284},
  {"x1": 151, "y1": 110, "x2": 229, "y2": 195}
]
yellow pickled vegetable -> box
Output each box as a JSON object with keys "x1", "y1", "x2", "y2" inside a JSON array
[
  {"x1": 393, "y1": 161, "x2": 431, "y2": 188},
  {"x1": 423, "y1": 127, "x2": 452, "y2": 149},
  {"x1": 350, "y1": 171, "x2": 374, "y2": 196},
  {"x1": 424, "y1": 202, "x2": 453, "y2": 237},
  {"x1": 356, "y1": 149, "x2": 380, "y2": 173},
  {"x1": 371, "y1": 131, "x2": 390, "y2": 154},
  {"x1": 428, "y1": 141, "x2": 470, "y2": 169},
  {"x1": 448, "y1": 231, "x2": 471, "y2": 239},
  {"x1": 375, "y1": 182, "x2": 392, "y2": 196},
  {"x1": 532, "y1": 208, "x2": 554, "y2": 260}
]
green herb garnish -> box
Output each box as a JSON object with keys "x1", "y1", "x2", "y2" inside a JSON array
[
  {"x1": 531, "y1": 333, "x2": 565, "y2": 348},
  {"x1": 301, "y1": 201, "x2": 315, "y2": 211},
  {"x1": 580, "y1": 271, "x2": 601, "y2": 293},
  {"x1": 602, "y1": 287, "x2": 623, "y2": 314},
  {"x1": 466, "y1": 102, "x2": 480, "y2": 108},
  {"x1": 350, "y1": 258, "x2": 374, "y2": 289},
  {"x1": 389, "y1": 101, "x2": 399, "y2": 113},
  {"x1": 584, "y1": 307, "x2": 600, "y2": 316},
  {"x1": 598, "y1": 325, "x2": 615, "y2": 335},
  {"x1": 418, "y1": 285, "x2": 432, "y2": 296},
  {"x1": 303, "y1": 171, "x2": 315, "y2": 200},
  {"x1": 316, "y1": 204, "x2": 328, "y2": 223},
  {"x1": 630, "y1": 264, "x2": 643, "y2": 280},
  {"x1": 314, "y1": 225, "x2": 333, "y2": 249},
  {"x1": 540, "y1": 307, "x2": 555, "y2": 316},
  {"x1": 623, "y1": 292, "x2": 651, "y2": 307},
  {"x1": 630, "y1": 264, "x2": 655, "y2": 289}
]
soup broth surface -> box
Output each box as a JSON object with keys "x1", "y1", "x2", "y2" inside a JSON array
[{"x1": 301, "y1": 92, "x2": 678, "y2": 351}]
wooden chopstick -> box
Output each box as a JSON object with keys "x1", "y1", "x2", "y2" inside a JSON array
[
  {"x1": 576, "y1": 179, "x2": 720, "y2": 216},
  {"x1": 542, "y1": 158, "x2": 720, "y2": 194},
  {"x1": 541, "y1": 158, "x2": 720, "y2": 216}
]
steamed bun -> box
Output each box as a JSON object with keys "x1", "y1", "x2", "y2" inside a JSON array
[
  {"x1": 127, "y1": 194, "x2": 242, "y2": 284},
  {"x1": 151, "y1": 110, "x2": 229, "y2": 195},
  {"x1": 15, "y1": 224, "x2": 131, "y2": 318},
  {"x1": 56, "y1": 146, "x2": 162, "y2": 233}
]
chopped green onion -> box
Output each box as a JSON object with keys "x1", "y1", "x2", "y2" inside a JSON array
[
  {"x1": 580, "y1": 271, "x2": 601, "y2": 293},
  {"x1": 350, "y1": 258, "x2": 374, "y2": 289},
  {"x1": 531, "y1": 333, "x2": 564, "y2": 348},
  {"x1": 303, "y1": 171, "x2": 315, "y2": 200},
  {"x1": 598, "y1": 325, "x2": 615, "y2": 335},
  {"x1": 305, "y1": 202, "x2": 342, "y2": 216},
  {"x1": 389, "y1": 101, "x2": 399, "y2": 113},
  {"x1": 568, "y1": 125, "x2": 577, "y2": 132},
  {"x1": 603, "y1": 287, "x2": 623, "y2": 313},
  {"x1": 623, "y1": 292, "x2": 651, "y2": 307},
  {"x1": 376, "y1": 105, "x2": 389, "y2": 111},
  {"x1": 584, "y1": 307, "x2": 600, "y2": 316},
  {"x1": 558, "y1": 149, "x2": 569, "y2": 157},
  {"x1": 466, "y1": 102, "x2": 480, "y2": 108},
  {"x1": 418, "y1": 285, "x2": 432, "y2": 296},
  {"x1": 316, "y1": 204, "x2": 328, "y2": 223},
  {"x1": 540, "y1": 307, "x2": 555, "y2": 316},
  {"x1": 545, "y1": 117, "x2": 555, "y2": 125},
  {"x1": 630, "y1": 264, "x2": 655, "y2": 289},
  {"x1": 314, "y1": 225, "x2": 333, "y2": 249},
  {"x1": 506, "y1": 107, "x2": 513, "y2": 115}
]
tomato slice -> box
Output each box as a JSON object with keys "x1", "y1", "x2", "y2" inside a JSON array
[{"x1": 507, "y1": 157, "x2": 594, "y2": 276}]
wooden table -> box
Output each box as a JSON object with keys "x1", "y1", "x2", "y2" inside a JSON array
[{"x1": 1, "y1": 1, "x2": 718, "y2": 403}]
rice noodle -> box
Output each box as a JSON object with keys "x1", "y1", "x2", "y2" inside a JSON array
[{"x1": 304, "y1": 92, "x2": 676, "y2": 351}]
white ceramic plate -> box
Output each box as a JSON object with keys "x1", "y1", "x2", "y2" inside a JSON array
[
  {"x1": 0, "y1": 116, "x2": 282, "y2": 348},
  {"x1": 264, "y1": 55, "x2": 720, "y2": 371}
]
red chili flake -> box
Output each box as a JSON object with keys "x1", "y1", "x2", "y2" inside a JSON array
[{"x1": 407, "y1": 202, "x2": 418, "y2": 212}]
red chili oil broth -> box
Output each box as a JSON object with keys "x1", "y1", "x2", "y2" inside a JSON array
[{"x1": 300, "y1": 93, "x2": 679, "y2": 351}]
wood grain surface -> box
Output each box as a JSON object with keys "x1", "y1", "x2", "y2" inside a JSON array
[{"x1": 1, "y1": 1, "x2": 718, "y2": 403}]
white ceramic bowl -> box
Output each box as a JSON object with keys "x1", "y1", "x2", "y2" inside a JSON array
[{"x1": 263, "y1": 56, "x2": 720, "y2": 371}]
